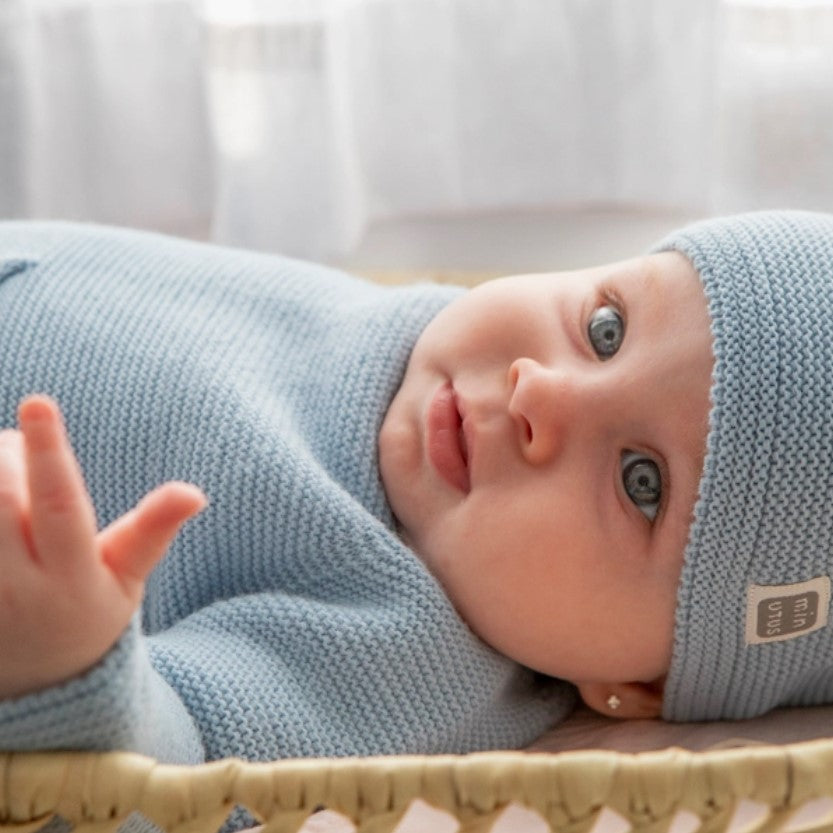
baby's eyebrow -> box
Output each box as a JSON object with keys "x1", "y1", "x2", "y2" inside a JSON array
[
  {"x1": 609, "y1": 260, "x2": 671, "y2": 339},
  {"x1": 596, "y1": 261, "x2": 661, "y2": 316},
  {"x1": 629, "y1": 259, "x2": 663, "y2": 299}
]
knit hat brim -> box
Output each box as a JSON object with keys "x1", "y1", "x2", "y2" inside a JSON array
[{"x1": 652, "y1": 211, "x2": 833, "y2": 721}]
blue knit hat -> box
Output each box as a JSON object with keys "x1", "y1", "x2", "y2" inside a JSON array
[{"x1": 651, "y1": 210, "x2": 833, "y2": 722}]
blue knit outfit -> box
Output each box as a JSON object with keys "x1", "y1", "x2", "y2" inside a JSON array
[{"x1": 0, "y1": 222, "x2": 573, "y2": 764}]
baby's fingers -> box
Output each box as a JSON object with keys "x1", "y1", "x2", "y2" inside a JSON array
[
  {"x1": 99, "y1": 482, "x2": 207, "y2": 593},
  {"x1": 19, "y1": 395, "x2": 98, "y2": 567},
  {"x1": 0, "y1": 430, "x2": 28, "y2": 552}
]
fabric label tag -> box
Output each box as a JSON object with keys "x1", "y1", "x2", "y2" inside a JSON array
[{"x1": 745, "y1": 577, "x2": 830, "y2": 645}]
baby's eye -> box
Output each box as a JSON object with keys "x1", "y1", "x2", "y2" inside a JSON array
[
  {"x1": 621, "y1": 451, "x2": 661, "y2": 522},
  {"x1": 587, "y1": 305, "x2": 624, "y2": 359}
]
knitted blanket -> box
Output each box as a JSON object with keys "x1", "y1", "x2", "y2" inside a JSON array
[{"x1": 0, "y1": 222, "x2": 574, "y2": 764}]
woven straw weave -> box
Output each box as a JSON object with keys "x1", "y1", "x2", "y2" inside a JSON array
[{"x1": 3, "y1": 742, "x2": 833, "y2": 833}]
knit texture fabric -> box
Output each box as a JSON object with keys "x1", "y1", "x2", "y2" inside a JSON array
[
  {"x1": 0, "y1": 221, "x2": 573, "y2": 762},
  {"x1": 652, "y1": 210, "x2": 833, "y2": 722}
]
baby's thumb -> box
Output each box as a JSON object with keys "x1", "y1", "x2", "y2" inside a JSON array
[{"x1": 99, "y1": 482, "x2": 207, "y2": 589}]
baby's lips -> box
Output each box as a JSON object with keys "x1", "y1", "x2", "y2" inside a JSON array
[{"x1": 426, "y1": 382, "x2": 470, "y2": 493}]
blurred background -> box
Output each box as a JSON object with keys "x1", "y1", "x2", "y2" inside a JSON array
[{"x1": 1, "y1": 0, "x2": 832, "y2": 273}]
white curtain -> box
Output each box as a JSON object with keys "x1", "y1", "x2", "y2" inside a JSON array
[{"x1": 1, "y1": 0, "x2": 832, "y2": 261}]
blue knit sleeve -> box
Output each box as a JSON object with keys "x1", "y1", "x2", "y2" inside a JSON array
[
  {"x1": 144, "y1": 589, "x2": 573, "y2": 761},
  {"x1": 0, "y1": 587, "x2": 570, "y2": 764},
  {"x1": 0, "y1": 615, "x2": 204, "y2": 764}
]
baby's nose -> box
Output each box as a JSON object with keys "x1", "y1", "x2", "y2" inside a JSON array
[{"x1": 507, "y1": 357, "x2": 595, "y2": 466}]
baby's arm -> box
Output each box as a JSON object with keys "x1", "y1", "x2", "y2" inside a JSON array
[{"x1": 0, "y1": 394, "x2": 206, "y2": 699}]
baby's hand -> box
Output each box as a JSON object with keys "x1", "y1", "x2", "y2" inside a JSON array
[{"x1": 0, "y1": 395, "x2": 206, "y2": 699}]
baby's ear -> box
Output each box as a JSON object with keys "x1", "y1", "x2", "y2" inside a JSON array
[{"x1": 576, "y1": 678, "x2": 665, "y2": 720}]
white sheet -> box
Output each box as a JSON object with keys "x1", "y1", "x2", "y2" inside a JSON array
[{"x1": 531, "y1": 703, "x2": 833, "y2": 753}]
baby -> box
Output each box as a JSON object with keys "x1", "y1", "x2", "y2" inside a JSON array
[{"x1": 0, "y1": 210, "x2": 830, "y2": 768}]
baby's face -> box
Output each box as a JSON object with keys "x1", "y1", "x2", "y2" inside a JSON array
[{"x1": 379, "y1": 252, "x2": 713, "y2": 688}]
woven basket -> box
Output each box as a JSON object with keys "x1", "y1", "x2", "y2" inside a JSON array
[{"x1": 3, "y1": 742, "x2": 833, "y2": 833}]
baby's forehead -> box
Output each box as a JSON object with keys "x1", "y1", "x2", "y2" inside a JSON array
[
  {"x1": 612, "y1": 250, "x2": 700, "y2": 286},
  {"x1": 492, "y1": 250, "x2": 698, "y2": 294}
]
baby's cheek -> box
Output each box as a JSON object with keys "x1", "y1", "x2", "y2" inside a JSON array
[{"x1": 440, "y1": 509, "x2": 515, "y2": 588}]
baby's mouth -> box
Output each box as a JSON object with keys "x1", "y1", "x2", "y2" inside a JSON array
[{"x1": 426, "y1": 382, "x2": 471, "y2": 494}]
